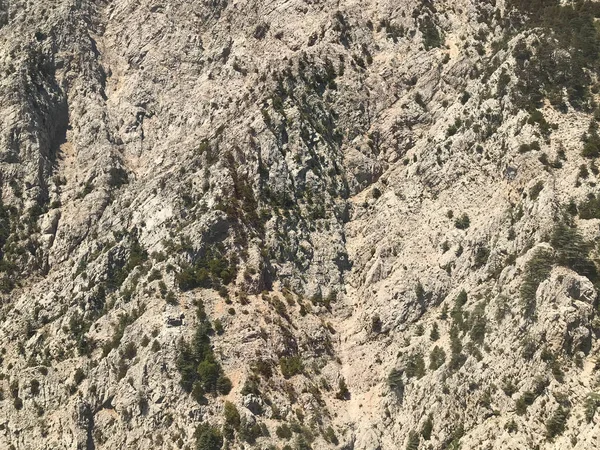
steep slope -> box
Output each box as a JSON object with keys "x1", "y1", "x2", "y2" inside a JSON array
[{"x1": 0, "y1": 0, "x2": 600, "y2": 449}]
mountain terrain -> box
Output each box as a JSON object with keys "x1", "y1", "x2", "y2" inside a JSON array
[{"x1": 1, "y1": 0, "x2": 600, "y2": 449}]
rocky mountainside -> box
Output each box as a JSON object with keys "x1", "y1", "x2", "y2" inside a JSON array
[{"x1": 1, "y1": 0, "x2": 600, "y2": 448}]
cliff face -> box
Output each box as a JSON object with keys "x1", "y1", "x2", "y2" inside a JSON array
[{"x1": 1, "y1": 0, "x2": 600, "y2": 449}]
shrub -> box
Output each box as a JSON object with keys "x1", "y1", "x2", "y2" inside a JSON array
[
  {"x1": 516, "y1": 391, "x2": 536, "y2": 415},
  {"x1": 165, "y1": 291, "x2": 177, "y2": 305},
  {"x1": 335, "y1": 378, "x2": 350, "y2": 400},
  {"x1": 550, "y1": 359, "x2": 564, "y2": 383},
  {"x1": 415, "y1": 282, "x2": 426, "y2": 303},
  {"x1": 224, "y1": 401, "x2": 241, "y2": 429},
  {"x1": 551, "y1": 222, "x2": 597, "y2": 280},
  {"x1": 454, "y1": 214, "x2": 470, "y2": 230},
  {"x1": 420, "y1": 15, "x2": 443, "y2": 50},
  {"x1": 252, "y1": 359, "x2": 273, "y2": 379},
  {"x1": 473, "y1": 245, "x2": 490, "y2": 268},
  {"x1": 502, "y1": 377, "x2": 517, "y2": 396},
  {"x1": 217, "y1": 375, "x2": 232, "y2": 395},
  {"x1": 74, "y1": 368, "x2": 85, "y2": 386},
  {"x1": 429, "y1": 346, "x2": 446, "y2": 370},
  {"x1": 421, "y1": 414, "x2": 433, "y2": 440},
  {"x1": 195, "y1": 423, "x2": 223, "y2": 450},
  {"x1": 582, "y1": 120, "x2": 600, "y2": 157},
  {"x1": 449, "y1": 326, "x2": 466, "y2": 370},
  {"x1": 122, "y1": 342, "x2": 137, "y2": 360},
  {"x1": 529, "y1": 181, "x2": 544, "y2": 200},
  {"x1": 177, "y1": 301, "x2": 229, "y2": 399},
  {"x1": 405, "y1": 354, "x2": 426, "y2": 379},
  {"x1": 460, "y1": 91, "x2": 471, "y2": 105},
  {"x1": 213, "y1": 319, "x2": 224, "y2": 335},
  {"x1": 388, "y1": 369, "x2": 404, "y2": 394},
  {"x1": 578, "y1": 194, "x2": 600, "y2": 219},
  {"x1": 176, "y1": 246, "x2": 237, "y2": 291},
  {"x1": 451, "y1": 290, "x2": 468, "y2": 330},
  {"x1": 107, "y1": 235, "x2": 148, "y2": 290},
  {"x1": 238, "y1": 418, "x2": 264, "y2": 444},
  {"x1": 196, "y1": 360, "x2": 220, "y2": 392},
  {"x1": 276, "y1": 423, "x2": 293, "y2": 439},
  {"x1": 324, "y1": 426, "x2": 338, "y2": 445},
  {"x1": 519, "y1": 143, "x2": 531, "y2": 153},
  {"x1": 439, "y1": 304, "x2": 449, "y2": 320},
  {"x1": 447, "y1": 119, "x2": 461, "y2": 137},
  {"x1": 430, "y1": 323, "x2": 440, "y2": 341},
  {"x1": 520, "y1": 248, "x2": 554, "y2": 317},
  {"x1": 0, "y1": 202, "x2": 10, "y2": 259},
  {"x1": 279, "y1": 356, "x2": 303, "y2": 379},
  {"x1": 406, "y1": 431, "x2": 419, "y2": 450},
  {"x1": 469, "y1": 305, "x2": 486, "y2": 345},
  {"x1": 545, "y1": 407, "x2": 570, "y2": 439},
  {"x1": 584, "y1": 393, "x2": 600, "y2": 422},
  {"x1": 30, "y1": 379, "x2": 40, "y2": 396},
  {"x1": 505, "y1": 419, "x2": 518, "y2": 433},
  {"x1": 148, "y1": 269, "x2": 161, "y2": 282}
]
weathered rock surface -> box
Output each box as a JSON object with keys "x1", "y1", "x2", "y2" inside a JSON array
[{"x1": 0, "y1": 0, "x2": 600, "y2": 449}]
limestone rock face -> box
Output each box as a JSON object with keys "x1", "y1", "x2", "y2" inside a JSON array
[{"x1": 1, "y1": 0, "x2": 600, "y2": 449}]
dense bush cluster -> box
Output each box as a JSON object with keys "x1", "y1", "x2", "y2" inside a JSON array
[
  {"x1": 521, "y1": 218, "x2": 598, "y2": 317},
  {"x1": 195, "y1": 423, "x2": 223, "y2": 450},
  {"x1": 177, "y1": 301, "x2": 231, "y2": 401},
  {"x1": 176, "y1": 245, "x2": 236, "y2": 291},
  {"x1": 508, "y1": 0, "x2": 600, "y2": 110},
  {"x1": 279, "y1": 355, "x2": 303, "y2": 379}
]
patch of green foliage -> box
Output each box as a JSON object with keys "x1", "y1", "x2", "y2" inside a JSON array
[
  {"x1": 545, "y1": 406, "x2": 570, "y2": 440},
  {"x1": 507, "y1": 0, "x2": 600, "y2": 110},
  {"x1": 176, "y1": 245, "x2": 237, "y2": 291},
  {"x1": 279, "y1": 355, "x2": 303, "y2": 379},
  {"x1": 578, "y1": 193, "x2": 600, "y2": 219},
  {"x1": 195, "y1": 423, "x2": 223, "y2": 450},
  {"x1": 551, "y1": 222, "x2": 597, "y2": 281},
  {"x1": 529, "y1": 181, "x2": 544, "y2": 201},
  {"x1": 405, "y1": 353, "x2": 426, "y2": 379},
  {"x1": 454, "y1": 213, "x2": 470, "y2": 230},
  {"x1": 388, "y1": 368, "x2": 404, "y2": 395},
  {"x1": 276, "y1": 424, "x2": 293, "y2": 440},
  {"x1": 468, "y1": 303, "x2": 487, "y2": 345},
  {"x1": 420, "y1": 15, "x2": 443, "y2": 50},
  {"x1": 0, "y1": 201, "x2": 10, "y2": 261},
  {"x1": 451, "y1": 289, "x2": 468, "y2": 331},
  {"x1": 520, "y1": 248, "x2": 554, "y2": 317},
  {"x1": 429, "y1": 346, "x2": 446, "y2": 370},
  {"x1": 406, "y1": 431, "x2": 420, "y2": 450},
  {"x1": 449, "y1": 325, "x2": 466, "y2": 371},
  {"x1": 108, "y1": 234, "x2": 148, "y2": 290},
  {"x1": 177, "y1": 301, "x2": 231, "y2": 400},
  {"x1": 584, "y1": 393, "x2": 600, "y2": 422},
  {"x1": 581, "y1": 119, "x2": 600, "y2": 157},
  {"x1": 521, "y1": 218, "x2": 599, "y2": 316}
]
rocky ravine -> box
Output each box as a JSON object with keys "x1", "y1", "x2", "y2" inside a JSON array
[{"x1": 1, "y1": 0, "x2": 600, "y2": 449}]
